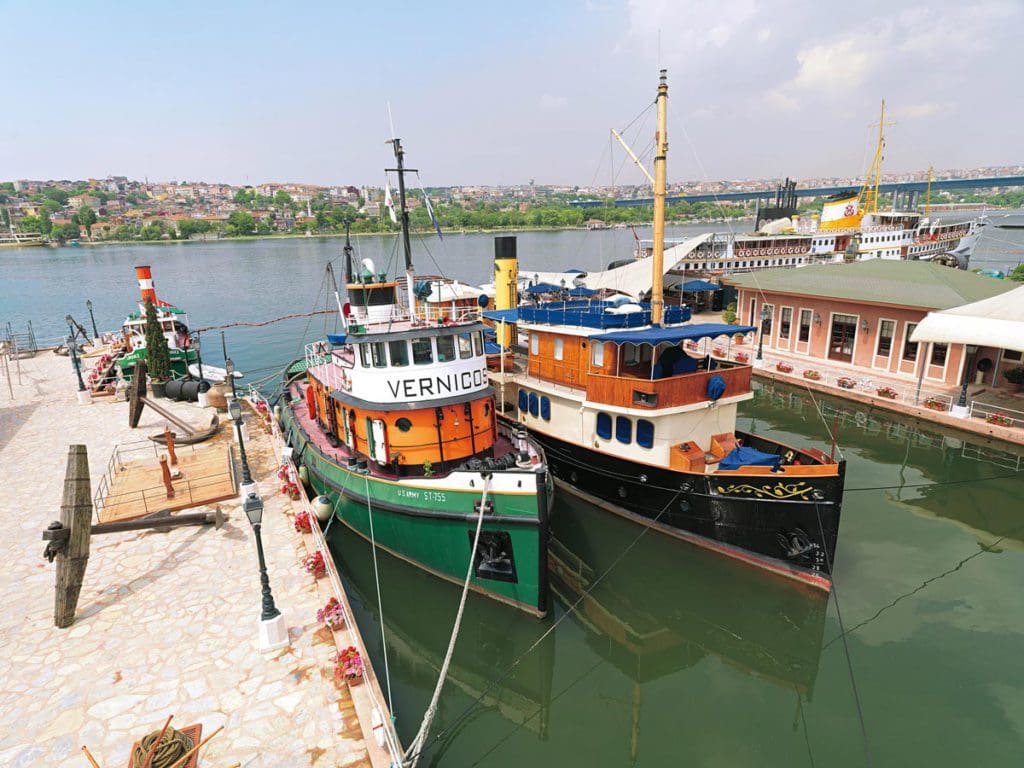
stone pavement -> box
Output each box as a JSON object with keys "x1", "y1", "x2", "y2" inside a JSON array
[{"x1": 0, "y1": 351, "x2": 378, "y2": 767}]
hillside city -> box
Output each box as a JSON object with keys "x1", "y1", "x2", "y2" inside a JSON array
[{"x1": 2, "y1": 164, "x2": 1023, "y2": 243}]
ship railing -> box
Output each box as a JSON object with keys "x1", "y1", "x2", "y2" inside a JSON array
[
  {"x1": 246, "y1": 386, "x2": 406, "y2": 765},
  {"x1": 969, "y1": 400, "x2": 1024, "y2": 430}
]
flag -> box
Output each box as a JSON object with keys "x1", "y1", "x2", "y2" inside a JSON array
[
  {"x1": 384, "y1": 178, "x2": 397, "y2": 224},
  {"x1": 423, "y1": 192, "x2": 443, "y2": 240}
]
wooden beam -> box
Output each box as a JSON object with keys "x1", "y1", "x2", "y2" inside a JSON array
[{"x1": 55, "y1": 445, "x2": 92, "y2": 628}]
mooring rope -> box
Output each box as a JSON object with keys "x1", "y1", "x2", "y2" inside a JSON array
[
  {"x1": 403, "y1": 473, "x2": 491, "y2": 768},
  {"x1": 191, "y1": 308, "x2": 336, "y2": 333},
  {"x1": 364, "y1": 473, "x2": 396, "y2": 718},
  {"x1": 130, "y1": 726, "x2": 193, "y2": 768}
]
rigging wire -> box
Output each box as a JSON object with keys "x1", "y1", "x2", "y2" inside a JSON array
[{"x1": 402, "y1": 490, "x2": 681, "y2": 766}]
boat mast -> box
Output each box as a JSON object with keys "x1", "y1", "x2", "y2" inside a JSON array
[
  {"x1": 650, "y1": 69, "x2": 669, "y2": 327},
  {"x1": 387, "y1": 138, "x2": 418, "y2": 318},
  {"x1": 859, "y1": 100, "x2": 886, "y2": 214},
  {"x1": 925, "y1": 165, "x2": 933, "y2": 218}
]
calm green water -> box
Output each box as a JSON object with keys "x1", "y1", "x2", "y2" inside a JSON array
[{"x1": 3, "y1": 228, "x2": 1023, "y2": 766}]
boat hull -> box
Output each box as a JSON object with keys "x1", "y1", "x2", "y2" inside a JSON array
[
  {"x1": 524, "y1": 427, "x2": 843, "y2": 591},
  {"x1": 281, "y1": 405, "x2": 551, "y2": 617}
]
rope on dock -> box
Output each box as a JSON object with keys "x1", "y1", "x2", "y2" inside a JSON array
[{"x1": 403, "y1": 474, "x2": 491, "y2": 768}]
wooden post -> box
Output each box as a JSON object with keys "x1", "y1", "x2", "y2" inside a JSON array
[
  {"x1": 55, "y1": 445, "x2": 92, "y2": 628},
  {"x1": 159, "y1": 455, "x2": 175, "y2": 498},
  {"x1": 164, "y1": 426, "x2": 178, "y2": 466}
]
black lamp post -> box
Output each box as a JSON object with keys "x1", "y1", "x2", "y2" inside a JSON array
[
  {"x1": 192, "y1": 331, "x2": 209, "y2": 392},
  {"x1": 957, "y1": 344, "x2": 979, "y2": 409},
  {"x1": 86, "y1": 300, "x2": 99, "y2": 340},
  {"x1": 229, "y1": 396, "x2": 253, "y2": 486},
  {"x1": 755, "y1": 304, "x2": 771, "y2": 365},
  {"x1": 243, "y1": 492, "x2": 282, "y2": 622},
  {"x1": 67, "y1": 335, "x2": 86, "y2": 391},
  {"x1": 225, "y1": 355, "x2": 238, "y2": 400}
]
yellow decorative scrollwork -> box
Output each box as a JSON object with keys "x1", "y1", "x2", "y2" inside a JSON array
[{"x1": 714, "y1": 481, "x2": 814, "y2": 500}]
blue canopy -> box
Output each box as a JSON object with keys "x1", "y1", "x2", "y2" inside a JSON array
[
  {"x1": 719, "y1": 445, "x2": 781, "y2": 471},
  {"x1": 327, "y1": 333, "x2": 347, "y2": 345},
  {"x1": 482, "y1": 309, "x2": 519, "y2": 323},
  {"x1": 590, "y1": 323, "x2": 756, "y2": 345},
  {"x1": 567, "y1": 286, "x2": 598, "y2": 297},
  {"x1": 525, "y1": 282, "x2": 562, "y2": 294},
  {"x1": 681, "y1": 279, "x2": 721, "y2": 292}
]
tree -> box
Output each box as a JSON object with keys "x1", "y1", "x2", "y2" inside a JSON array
[
  {"x1": 227, "y1": 210, "x2": 255, "y2": 236},
  {"x1": 78, "y1": 205, "x2": 97, "y2": 237},
  {"x1": 273, "y1": 190, "x2": 293, "y2": 207},
  {"x1": 142, "y1": 297, "x2": 172, "y2": 381},
  {"x1": 50, "y1": 222, "x2": 81, "y2": 242},
  {"x1": 1009, "y1": 264, "x2": 1024, "y2": 282}
]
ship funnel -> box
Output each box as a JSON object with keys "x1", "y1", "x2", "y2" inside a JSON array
[
  {"x1": 135, "y1": 265, "x2": 157, "y2": 306},
  {"x1": 493, "y1": 236, "x2": 518, "y2": 349}
]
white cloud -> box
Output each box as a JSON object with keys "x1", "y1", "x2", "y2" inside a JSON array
[
  {"x1": 539, "y1": 93, "x2": 567, "y2": 110},
  {"x1": 895, "y1": 102, "x2": 952, "y2": 120}
]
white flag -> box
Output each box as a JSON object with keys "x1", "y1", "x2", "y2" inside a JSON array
[{"x1": 384, "y1": 178, "x2": 397, "y2": 224}]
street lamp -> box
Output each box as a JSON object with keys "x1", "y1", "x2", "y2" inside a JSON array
[
  {"x1": 86, "y1": 300, "x2": 99, "y2": 340},
  {"x1": 755, "y1": 304, "x2": 771, "y2": 367},
  {"x1": 242, "y1": 491, "x2": 289, "y2": 652},
  {"x1": 954, "y1": 344, "x2": 979, "y2": 416},
  {"x1": 229, "y1": 397, "x2": 253, "y2": 486},
  {"x1": 225, "y1": 355, "x2": 238, "y2": 400},
  {"x1": 67, "y1": 335, "x2": 86, "y2": 392},
  {"x1": 192, "y1": 331, "x2": 210, "y2": 400}
]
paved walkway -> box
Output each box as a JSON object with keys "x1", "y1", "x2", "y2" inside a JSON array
[{"x1": 0, "y1": 351, "x2": 379, "y2": 767}]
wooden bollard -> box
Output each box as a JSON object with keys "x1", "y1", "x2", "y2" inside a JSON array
[
  {"x1": 164, "y1": 426, "x2": 178, "y2": 466},
  {"x1": 159, "y1": 455, "x2": 175, "y2": 499},
  {"x1": 54, "y1": 445, "x2": 92, "y2": 628}
]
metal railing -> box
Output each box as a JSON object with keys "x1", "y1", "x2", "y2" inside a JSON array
[
  {"x1": 93, "y1": 439, "x2": 204, "y2": 521},
  {"x1": 95, "y1": 466, "x2": 235, "y2": 522},
  {"x1": 969, "y1": 400, "x2": 1024, "y2": 430}
]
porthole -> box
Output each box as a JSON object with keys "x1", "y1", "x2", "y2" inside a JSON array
[
  {"x1": 570, "y1": 471, "x2": 578, "y2": 484},
  {"x1": 395, "y1": 418, "x2": 412, "y2": 432},
  {"x1": 618, "y1": 486, "x2": 628, "y2": 499}
]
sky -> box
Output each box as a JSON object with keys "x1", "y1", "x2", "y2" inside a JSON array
[{"x1": 2, "y1": 0, "x2": 1022, "y2": 187}]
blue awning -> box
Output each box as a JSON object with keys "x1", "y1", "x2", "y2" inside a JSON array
[
  {"x1": 482, "y1": 309, "x2": 519, "y2": 323},
  {"x1": 590, "y1": 323, "x2": 755, "y2": 345},
  {"x1": 525, "y1": 282, "x2": 563, "y2": 294},
  {"x1": 567, "y1": 286, "x2": 598, "y2": 297},
  {"x1": 681, "y1": 279, "x2": 721, "y2": 292},
  {"x1": 484, "y1": 341, "x2": 503, "y2": 355},
  {"x1": 327, "y1": 333, "x2": 347, "y2": 345}
]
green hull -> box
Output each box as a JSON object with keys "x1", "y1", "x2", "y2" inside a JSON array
[
  {"x1": 117, "y1": 348, "x2": 197, "y2": 380},
  {"x1": 281, "y1": 405, "x2": 550, "y2": 617}
]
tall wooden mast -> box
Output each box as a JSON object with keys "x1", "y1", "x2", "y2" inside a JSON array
[
  {"x1": 651, "y1": 70, "x2": 668, "y2": 326},
  {"x1": 387, "y1": 138, "x2": 418, "y2": 316}
]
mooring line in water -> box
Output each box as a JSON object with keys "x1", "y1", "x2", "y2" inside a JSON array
[
  {"x1": 364, "y1": 473, "x2": 396, "y2": 720},
  {"x1": 845, "y1": 471, "x2": 1022, "y2": 492},
  {"x1": 404, "y1": 491, "x2": 681, "y2": 766},
  {"x1": 794, "y1": 684, "x2": 817, "y2": 768},
  {"x1": 403, "y1": 475, "x2": 491, "y2": 768},
  {"x1": 192, "y1": 309, "x2": 336, "y2": 333},
  {"x1": 814, "y1": 501, "x2": 873, "y2": 767}
]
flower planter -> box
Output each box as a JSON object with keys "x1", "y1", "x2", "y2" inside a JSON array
[
  {"x1": 150, "y1": 380, "x2": 168, "y2": 398},
  {"x1": 335, "y1": 647, "x2": 364, "y2": 684},
  {"x1": 317, "y1": 597, "x2": 345, "y2": 630},
  {"x1": 303, "y1": 551, "x2": 326, "y2": 579},
  {"x1": 294, "y1": 510, "x2": 313, "y2": 535},
  {"x1": 923, "y1": 399, "x2": 946, "y2": 411},
  {"x1": 776, "y1": 362, "x2": 794, "y2": 374},
  {"x1": 802, "y1": 370, "x2": 821, "y2": 381},
  {"x1": 836, "y1": 377, "x2": 856, "y2": 390},
  {"x1": 985, "y1": 412, "x2": 1014, "y2": 427},
  {"x1": 876, "y1": 387, "x2": 899, "y2": 400}
]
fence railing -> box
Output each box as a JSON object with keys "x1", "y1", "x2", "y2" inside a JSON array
[
  {"x1": 969, "y1": 400, "x2": 1024, "y2": 430},
  {"x1": 93, "y1": 439, "x2": 205, "y2": 521}
]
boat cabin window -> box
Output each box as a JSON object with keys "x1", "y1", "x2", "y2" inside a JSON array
[
  {"x1": 412, "y1": 338, "x2": 434, "y2": 365},
  {"x1": 596, "y1": 412, "x2": 612, "y2": 440},
  {"x1": 553, "y1": 338, "x2": 564, "y2": 361},
  {"x1": 530, "y1": 335, "x2": 539, "y2": 355},
  {"x1": 370, "y1": 342, "x2": 387, "y2": 368},
  {"x1": 540, "y1": 396, "x2": 551, "y2": 421},
  {"x1": 636, "y1": 419, "x2": 654, "y2": 448},
  {"x1": 436, "y1": 335, "x2": 456, "y2": 363},
  {"x1": 457, "y1": 333, "x2": 473, "y2": 359},
  {"x1": 358, "y1": 344, "x2": 371, "y2": 368},
  {"x1": 389, "y1": 340, "x2": 409, "y2": 367},
  {"x1": 473, "y1": 331, "x2": 484, "y2": 356},
  {"x1": 518, "y1": 389, "x2": 528, "y2": 411},
  {"x1": 591, "y1": 341, "x2": 604, "y2": 367},
  {"x1": 615, "y1": 416, "x2": 632, "y2": 444},
  {"x1": 623, "y1": 343, "x2": 640, "y2": 367}
]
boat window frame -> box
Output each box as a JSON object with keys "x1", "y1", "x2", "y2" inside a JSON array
[
  {"x1": 457, "y1": 332, "x2": 473, "y2": 360},
  {"x1": 370, "y1": 341, "x2": 388, "y2": 368},
  {"x1": 472, "y1": 331, "x2": 484, "y2": 357},
  {"x1": 436, "y1": 335, "x2": 457, "y2": 363},
  {"x1": 412, "y1": 337, "x2": 434, "y2": 365},
  {"x1": 388, "y1": 340, "x2": 409, "y2": 367}
]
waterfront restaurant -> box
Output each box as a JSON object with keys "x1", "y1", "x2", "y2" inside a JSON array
[{"x1": 723, "y1": 260, "x2": 1019, "y2": 390}]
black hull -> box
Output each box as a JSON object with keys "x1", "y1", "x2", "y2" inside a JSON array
[{"x1": 528, "y1": 428, "x2": 844, "y2": 590}]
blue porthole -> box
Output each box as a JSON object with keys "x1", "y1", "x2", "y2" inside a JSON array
[
  {"x1": 540, "y1": 396, "x2": 551, "y2": 421},
  {"x1": 615, "y1": 416, "x2": 632, "y2": 444},
  {"x1": 518, "y1": 389, "x2": 528, "y2": 411},
  {"x1": 528, "y1": 392, "x2": 539, "y2": 417},
  {"x1": 637, "y1": 419, "x2": 654, "y2": 448},
  {"x1": 596, "y1": 412, "x2": 612, "y2": 440}
]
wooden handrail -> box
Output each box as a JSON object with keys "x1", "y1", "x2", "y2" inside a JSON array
[{"x1": 586, "y1": 365, "x2": 752, "y2": 409}]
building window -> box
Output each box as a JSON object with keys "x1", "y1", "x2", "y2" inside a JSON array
[
  {"x1": 389, "y1": 340, "x2": 409, "y2": 367},
  {"x1": 798, "y1": 309, "x2": 811, "y2": 342},
  {"x1": 412, "y1": 338, "x2": 433, "y2": 365},
  {"x1": 828, "y1": 314, "x2": 858, "y2": 363},
  {"x1": 636, "y1": 419, "x2": 654, "y2": 448},
  {"x1": 931, "y1": 343, "x2": 948, "y2": 366},
  {"x1": 596, "y1": 412, "x2": 612, "y2": 439},
  {"x1": 457, "y1": 333, "x2": 473, "y2": 359},
  {"x1": 876, "y1": 320, "x2": 895, "y2": 358},
  {"x1": 531, "y1": 335, "x2": 539, "y2": 355},
  {"x1": 615, "y1": 416, "x2": 632, "y2": 444},
  {"x1": 1003, "y1": 349, "x2": 1023, "y2": 363},
  {"x1": 902, "y1": 323, "x2": 919, "y2": 362},
  {"x1": 540, "y1": 396, "x2": 551, "y2": 421},
  {"x1": 591, "y1": 341, "x2": 604, "y2": 367},
  {"x1": 779, "y1": 307, "x2": 792, "y2": 341},
  {"x1": 554, "y1": 337, "x2": 564, "y2": 361},
  {"x1": 436, "y1": 335, "x2": 456, "y2": 362}
]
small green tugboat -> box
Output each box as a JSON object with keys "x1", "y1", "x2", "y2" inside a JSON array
[
  {"x1": 115, "y1": 265, "x2": 197, "y2": 380},
  {"x1": 278, "y1": 139, "x2": 552, "y2": 617}
]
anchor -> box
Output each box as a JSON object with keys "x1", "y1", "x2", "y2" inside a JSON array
[{"x1": 128, "y1": 361, "x2": 221, "y2": 445}]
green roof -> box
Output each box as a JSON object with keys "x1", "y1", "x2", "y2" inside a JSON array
[{"x1": 724, "y1": 260, "x2": 1015, "y2": 310}]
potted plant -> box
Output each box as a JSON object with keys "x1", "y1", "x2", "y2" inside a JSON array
[
  {"x1": 316, "y1": 597, "x2": 345, "y2": 630},
  {"x1": 923, "y1": 397, "x2": 946, "y2": 411},
  {"x1": 735, "y1": 351, "x2": 749, "y2": 364},
  {"x1": 836, "y1": 376, "x2": 856, "y2": 389},
  {"x1": 802, "y1": 369, "x2": 821, "y2": 381},
  {"x1": 303, "y1": 551, "x2": 326, "y2": 578},
  {"x1": 985, "y1": 411, "x2": 1014, "y2": 427},
  {"x1": 734, "y1": 333, "x2": 746, "y2": 345},
  {"x1": 142, "y1": 296, "x2": 172, "y2": 397},
  {"x1": 334, "y1": 647, "x2": 364, "y2": 684},
  {"x1": 294, "y1": 510, "x2": 313, "y2": 534},
  {"x1": 876, "y1": 385, "x2": 899, "y2": 400},
  {"x1": 776, "y1": 361, "x2": 794, "y2": 374},
  {"x1": 1003, "y1": 366, "x2": 1024, "y2": 392}
]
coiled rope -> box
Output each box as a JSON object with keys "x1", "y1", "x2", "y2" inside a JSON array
[{"x1": 130, "y1": 726, "x2": 193, "y2": 768}]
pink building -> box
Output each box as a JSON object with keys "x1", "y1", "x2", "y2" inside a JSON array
[{"x1": 724, "y1": 261, "x2": 1018, "y2": 390}]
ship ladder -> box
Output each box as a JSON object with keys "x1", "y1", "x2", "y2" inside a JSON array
[{"x1": 403, "y1": 473, "x2": 491, "y2": 768}]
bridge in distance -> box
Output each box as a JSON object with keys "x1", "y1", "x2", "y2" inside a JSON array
[{"x1": 568, "y1": 175, "x2": 1024, "y2": 208}]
